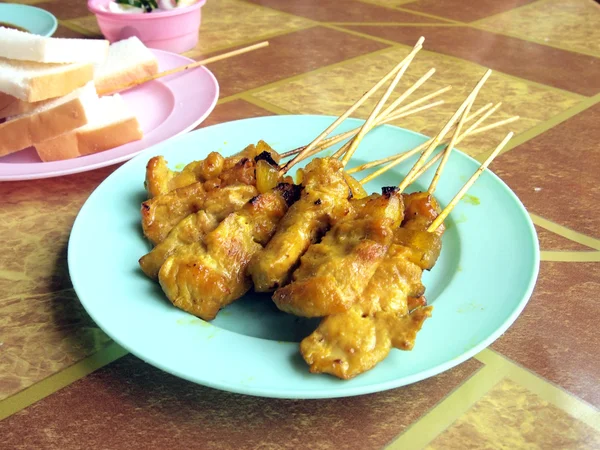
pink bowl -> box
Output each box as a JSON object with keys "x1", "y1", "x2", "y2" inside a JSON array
[{"x1": 88, "y1": 0, "x2": 206, "y2": 53}]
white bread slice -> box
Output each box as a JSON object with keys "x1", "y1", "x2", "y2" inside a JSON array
[
  {"x1": 0, "y1": 27, "x2": 109, "y2": 64},
  {"x1": 95, "y1": 37, "x2": 159, "y2": 95},
  {"x1": 0, "y1": 37, "x2": 158, "y2": 118},
  {"x1": 35, "y1": 94, "x2": 143, "y2": 162},
  {"x1": 0, "y1": 91, "x2": 49, "y2": 119},
  {"x1": 0, "y1": 56, "x2": 94, "y2": 102},
  {"x1": 0, "y1": 82, "x2": 98, "y2": 158}
]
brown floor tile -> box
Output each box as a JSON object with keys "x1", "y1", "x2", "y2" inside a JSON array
[
  {"x1": 0, "y1": 289, "x2": 112, "y2": 400},
  {"x1": 61, "y1": 16, "x2": 103, "y2": 38},
  {"x1": 401, "y1": 0, "x2": 538, "y2": 23},
  {"x1": 246, "y1": 0, "x2": 442, "y2": 23},
  {"x1": 195, "y1": 99, "x2": 274, "y2": 130},
  {"x1": 0, "y1": 164, "x2": 120, "y2": 298},
  {"x1": 534, "y1": 225, "x2": 591, "y2": 251},
  {"x1": 342, "y1": 25, "x2": 599, "y2": 96},
  {"x1": 51, "y1": 25, "x2": 89, "y2": 39},
  {"x1": 253, "y1": 45, "x2": 581, "y2": 158},
  {"x1": 197, "y1": 27, "x2": 389, "y2": 98},
  {"x1": 36, "y1": 0, "x2": 91, "y2": 20},
  {"x1": 492, "y1": 262, "x2": 600, "y2": 407},
  {"x1": 493, "y1": 103, "x2": 600, "y2": 239},
  {"x1": 426, "y1": 378, "x2": 600, "y2": 449},
  {"x1": 0, "y1": 355, "x2": 481, "y2": 449}
]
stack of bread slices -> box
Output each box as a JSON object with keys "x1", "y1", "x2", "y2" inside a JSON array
[{"x1": 0, "y1": 27, "x2": 159, "y2": 162}]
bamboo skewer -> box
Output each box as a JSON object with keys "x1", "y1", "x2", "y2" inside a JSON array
[
  {"x1": 305, "y1": 99, "x2": 445, "y2": 162},
  {"x1": 280, "y1": 85, "x2": 451, "y2": 160},
  {"x1": 376, "y1": 69, "x2": 437, "y2": 129},
  {"x1": 404, "y1": 103, "x2": 505, "y2": 185},
  {"x1": 397, "y1": 69, "x2": 492, "y2": 193},
  {"x1": 334, "y1": 68, "x2": 437, "y2": 161},
  {"x1": 427, "y1": 132, "x2": 514, "y2": 232},
  {"x1": 98, "y1": 41, "x2": 270, "y2": 96},
  {"x1": 405, "y1": 115, "x2": 519, "y2": 185},
  {"x1": 280, "y1": 37, "x2": 425, "y2": 174},
  {"x1": 427, "y1": 96, "x2": 474, "y2": 194},
  {"x1": 339, "y1": 57, "x2": 428, "y2": 166},
  {"x1": 355, "y1": 102, "x2": 493, "y2": 183}
]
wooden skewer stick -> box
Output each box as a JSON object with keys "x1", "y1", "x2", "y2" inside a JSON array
[
  {"x1": 355, "y1": 102, "x2": 493, "y2": 183},
  {"x1": 334, "y1": 67, "x2": 437, "y2": 161},
  {"x1": 397, "y1": 69, "x2": 492, "y2": 193},
  {"x1": 405, "y1": 103, "x2": 504, "y2": 184},
  {"x1": 280, "y1": 85, "x2": 451, "y2": 159},
  {"x1": 427, "y1": 131, "x2": 514, "y2": 233},
  {"x1": 377, "y1": 68, "x2": 437, "y2": 127},
  {"x1": 301, "y1": 99, "x2": 445, "y2": 162},
  {"x1": 406, "y1": 115, "x2": 519, "y2": 185},
  {"x1": 97, "y1": 41, "x2": 270, "y2": 96},
  {"x1": 427, "y1": 93, "x2": 476, "y2": 194},
  {"x1": 280, "y1": 37, "x2": 425, "y2": 174},
  {"x1": 339, "y1": 58, "x2": 429, "y2": 166}
]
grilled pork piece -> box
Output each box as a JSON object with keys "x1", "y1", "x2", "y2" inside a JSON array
[
  {"x1": 158, "y1": 183, "x2": 301, "y2": 321},
  {"x1": 273, "y1": 189, "x2": 404, "y2": 317},
  {"x1": 248, "y1": 157, "x2": 352, "y2": 292},
  {"x1": 145, "y1": 140, "x2": 279, "y2": 198}
]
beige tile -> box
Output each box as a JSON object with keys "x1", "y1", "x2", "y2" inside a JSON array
[
  {"x1": 189, "y1": 0, "x2": 315, "y2": 56},
  {"x1": 426, "y1": 378, "x2": 600, "y2": 449},
  {"x1": 477, "y1": 0, "x2": 600, "y2": 56}
]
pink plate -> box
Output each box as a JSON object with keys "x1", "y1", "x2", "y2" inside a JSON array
[{"x1": 0, "y1": 49, "x2": 219, "y2": 181}]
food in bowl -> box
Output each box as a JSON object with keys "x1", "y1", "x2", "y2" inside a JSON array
[
  {"x1": 88, "y1": 0, "x2": 206, "y2": 53},
  {"x1": 106, "y1": 0, "x2": 200, "y2": 14}
]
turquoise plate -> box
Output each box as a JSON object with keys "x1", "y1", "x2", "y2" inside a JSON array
[
  {"x1": 0, "y1": 3, "x2": 57, "y2": 36},
  {"x1": 69, "y1": 116, "x2": 539, "y2": 399}
]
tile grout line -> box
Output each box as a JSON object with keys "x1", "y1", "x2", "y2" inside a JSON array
[
  {"x1": 540, "y1": 251, "x2": 600, "y2": 262},
  {"x1": 216, "y1": 45, "x2": 402, "y2": 103},
  {"x1": 355, "y1": 0, "x2": 463, "y2": 24},
  {"x1": 0, "y1": 341, "x2": 128, "y2": 421},
  {"x1": 385, "y1": 361, "x2": 508, "y2": 450},
  {"x1": 326, "y1": 23, "x2": 590, "y2": 99},
  {"x1": 475, "y1": 92, "x2": 600, "y2": 162},
  {"x1": 328, "y1": 22, "x2": 588, "y2": 101},
  {"x1": 239, "y1": 94, "x2": 294, "y2": 115},
  {"x1": 530, "y1": 213, "x2": 600, "y2": 251},
  {"x1": 469, "y1": 23, "x2": 600, "y2": 59},
  {"x1": 392, "y1": 5, "x2": 463, "y2": 24},
  {"x1": 58, "y1": 20, "x2": 100, "y2": 38},
  {"x1": 470, "y1": 0, "x2": 552, "y2": 26},
  {"x1": 321, "y1": 23, "x2": 403, "y2": 46},
  {"x1": 184, "y1": 23, "x2": 318, "y2": 59}
]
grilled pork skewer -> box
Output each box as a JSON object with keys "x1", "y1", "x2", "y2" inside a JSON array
[
  {"x1": 272, "y1": 188, "x2": 404, "y2": 317},
  {"x1": 141, "y1": 156, "x2": 259, "y2": 245},
  {"x1": 300, "y1": 130, "x2": 514, "y2": 379},
  {"x1": 145, "y1": 140, "x2": 278, "y2": 198},
  {"x1": 139, "y1": 184, "x2": 259, "y2": 279},
  {"x1": 158, "y1": 183, "x2": 301, "y2": 321},
  {"x1": 248, "y1": 157, "x2": 352, "y2": 292},
  {"x1": 300, "y1": 191, "x2": 443, "y2": 379}
]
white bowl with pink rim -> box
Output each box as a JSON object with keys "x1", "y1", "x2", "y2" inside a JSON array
[{"x1": 88, "y1": 0, "x2": 207, "y2": 53}]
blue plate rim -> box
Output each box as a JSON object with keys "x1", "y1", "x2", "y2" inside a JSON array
[
  {"x1": 0, "y1": 3, "x2": 58, "y2": 37},
  {"x1": 68, "y1": 115, "x2": 540, "y2": 399}
]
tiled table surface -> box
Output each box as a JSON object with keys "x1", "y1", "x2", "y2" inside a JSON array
[{"x1": 1, "y1": 0, "x2": 599, "y2": 448}]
